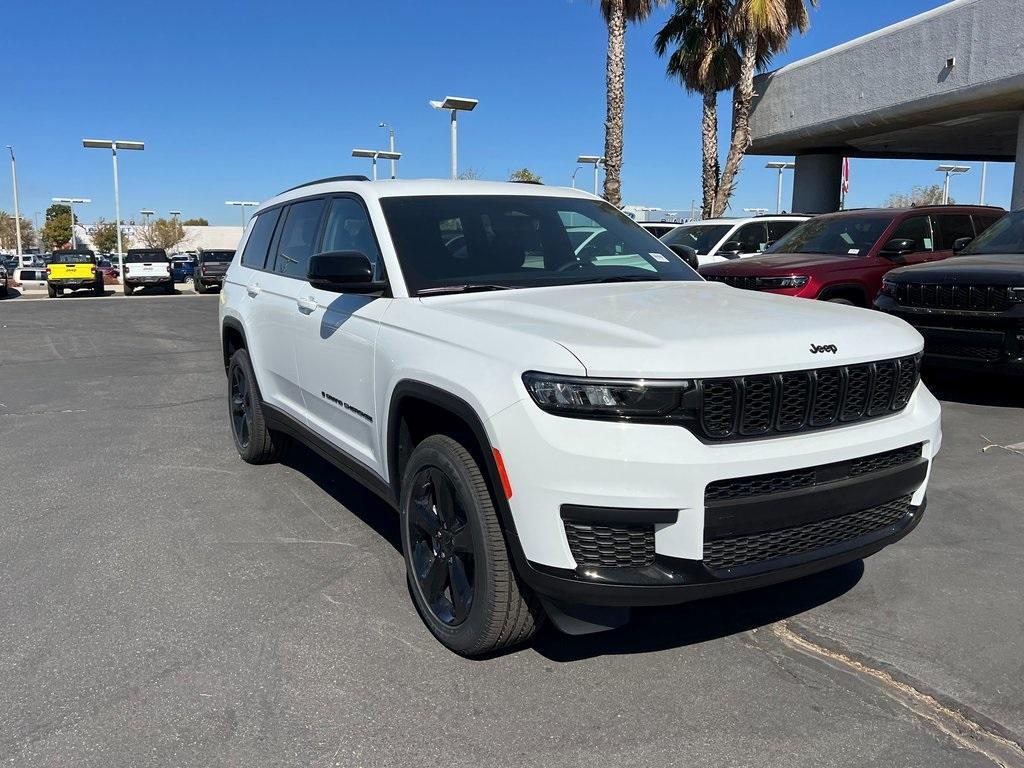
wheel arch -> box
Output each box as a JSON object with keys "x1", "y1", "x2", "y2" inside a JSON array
[
  {"x1": 817, "y1": 282, "x2": 870, "y2": 306},
  {"x1": 221, "y1": 317, "x2": 248, "y2": 375},
  {"x1": 386, "y1": 380, "x2": 519, "y2": 542}
]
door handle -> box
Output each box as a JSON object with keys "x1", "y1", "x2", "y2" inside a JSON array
[
  {"x1": 246, "y1": 283, "x2": 261, "y2": 297},
  {"x1": 296, "y1": 296, "x2": 318, "y2": 313}
]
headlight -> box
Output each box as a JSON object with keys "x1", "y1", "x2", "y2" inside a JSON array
[
  {"x1": 754, "y1": 275, "x2": 808, "y2": 289},
  {"x1": 881, "y1": 279, "x2": 897, "y2": 297},
  {"x1": 522, "y1": 372, "x2": 691, "y2": 419},
  {"x1": 1008, "y1": 287, "x2": 1024, "y2": 303}
]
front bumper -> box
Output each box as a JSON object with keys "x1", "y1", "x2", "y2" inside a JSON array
[{"x1": 488, "y1": 383, "x2": 940, "y2": 604}]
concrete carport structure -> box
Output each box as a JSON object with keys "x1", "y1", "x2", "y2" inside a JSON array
[{"x1": 747, "y1": 0, "x2": 1024, "y2": 213}]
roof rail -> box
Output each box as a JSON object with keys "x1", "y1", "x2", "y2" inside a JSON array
[{"x1": 282, "y1": 175, "x2": 371, "y2": 193}]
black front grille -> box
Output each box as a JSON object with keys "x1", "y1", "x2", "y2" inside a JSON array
[
  {"x1": 705, "y1": 443, "x2": 922, "y2": 502},
  {"x1": 708, "y1": 274, "x2": 758, "y2": 290},
  {"x1": 892, "y1": 283, "x2": 1013, "y2": 312},
  {"x1": 697, "y1": 356, "x2": 920, "y2": 441},
  {"x1": 564, "y1": 521, "x2": 655, "y2": 568},
  {"x1": 925, "y1": 338, "x2": 1003, "y2": 361},
  {"x1": 703, "y1": 496, "x2": 913, "y2": 572}
]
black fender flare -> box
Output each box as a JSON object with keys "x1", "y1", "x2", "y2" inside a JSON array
[{"x1": 818, "y1": 282, "x2": 870, "y2": 305}]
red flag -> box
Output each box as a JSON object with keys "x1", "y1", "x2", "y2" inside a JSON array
[{"x1": 841, "y1": 157, "x2": 851, "y2": 196}]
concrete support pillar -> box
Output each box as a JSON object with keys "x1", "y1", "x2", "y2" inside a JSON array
[
  {"x1": 1011, "y1": 113, "x2": 1024, "y2": 210},
  {"x1": 792, "y1": 154, "x2": 843, "y2": 214}
]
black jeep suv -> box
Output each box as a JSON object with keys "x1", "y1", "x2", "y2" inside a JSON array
[{"x1": 876, "y1": 210, "x2": 1024, "y2": 374}]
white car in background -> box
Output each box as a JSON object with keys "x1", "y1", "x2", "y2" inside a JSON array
[
  {"x1": 638, "y1": 221, "x2": 682, "y2": 238},
  {"x1": 662, "y1": 215, "x2": 810, "y2": 266}
]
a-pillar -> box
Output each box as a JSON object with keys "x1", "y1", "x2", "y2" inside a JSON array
[{"x1": 792, "y1": 154, "x2": 843, "y2": 214}]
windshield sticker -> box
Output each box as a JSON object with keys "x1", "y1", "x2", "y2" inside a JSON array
[
  {"x1": 848, "y1": 248, "x2": 860, "y2": 255},
  {"x1": 649, "y1": 252, "x2": 669, "y2": 262}
]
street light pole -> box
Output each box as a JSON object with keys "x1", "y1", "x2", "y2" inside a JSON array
[
  {"x1": 140, "y1": 209, "x2": 155, "y2": 225},
  {"x1": 52, "y1": 197, "x2": 91, "y2": 249},
  {"x1": 979, "y1": 162, "x2": 988, "y2": 205},
  {"x1": 379, "y1": 122, "x2": 397, "y2": 179},
  {"x1": 577, "y1": 155, "x2": 605, "y2": 197},
  {"x1": 83, "y1": 139, "x2": 144, "y2": 281},
  {"x1": 936, "y1": 164, "x2": 970, "y2": 204},
  {"x1": 766, "y1": 162, "x2": 795, "y2": 214},
  {"x1": 352, "y1": 150, "x2": 401, "y2": 182},
  {"x1": 429, "y1": 97, "x2": 479, "y2": 179},
  {"x1": 570, "y1": 165, "x2": 582, "y2": 189},
  {"x1": 225, "y1": 201, "x2": 261, "y2": 229},
  {"x1": 6, "y1": 146, "x2": 22, "y2": 256}
]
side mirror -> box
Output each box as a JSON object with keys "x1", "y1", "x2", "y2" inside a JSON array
[
  {"x1": 307, "y1": 251, "x2": 383, "y2": 293},
  {"x1": 666, "y1": 244, "x2": 699, "y2": 270},
  {"x1": 717, "y1": 241, "x2": 744, "y2": 258},
  {"x1": 952, "y1": 236, "x2": 972, "y2": 253},
  {"x1": 880, "y1": 238, "x2": 917, "y2": 257}
]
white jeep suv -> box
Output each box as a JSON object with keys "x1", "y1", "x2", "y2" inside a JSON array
[
  {"x1": 663, "y1": 214, "x2": 809, "y2": 266},
  {"x1": 220, "y1": 178, "x2": 940, "y2": 655}
]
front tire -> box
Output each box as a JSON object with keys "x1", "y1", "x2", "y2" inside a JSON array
[
  {"x1": 124, "y1": 284, "x2": 135, "y2": 296},
  {"x1": 401, "y1": 434, "x2": 542, "y2": 656},
  {"x1": 825, "y1": 297, "x2": 855, "y2": 305},
  {"x1": 227, "y1": 347, "x2": 289, "y2": 464}
]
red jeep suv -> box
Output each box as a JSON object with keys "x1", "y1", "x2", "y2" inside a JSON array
[{"x1": 700, "y1": 205, "x2": 1004, "y2": 306}]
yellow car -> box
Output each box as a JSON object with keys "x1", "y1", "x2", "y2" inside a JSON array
[{"x1": 47, "y1": 250, "x2": 103, "y2": 298}]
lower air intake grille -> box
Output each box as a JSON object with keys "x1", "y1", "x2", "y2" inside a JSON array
[
  {"x1": 565, "y1": 521, "x2": 656, "y2": 568},
  {"x1": 703, "y1": 496, "x2": 912, "y2": 573}
]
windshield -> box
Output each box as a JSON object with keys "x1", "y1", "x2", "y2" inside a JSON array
[
  {"x1": 380, "y1": 195, "x2": 699, "y2": 295},
  {"x1": 768, "y1": 215, "x2": 893, "y2": 256},
  {"x1": 662, "y1": 224, "x2": 731, "y2": 255},
  {"x1": 125, "y1": 251, "x2": 168, "y2": 263},
  {"x1": 960, "y1": 211, "x2": 1022, "y2": 257},
  {"x1": 201, "y1": 251, "x2": 234, "y2": 263},
  {"x1": 52, "y1": 252, "x2": 94, "y2": 264}
]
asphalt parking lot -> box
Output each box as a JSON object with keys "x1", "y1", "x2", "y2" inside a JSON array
[{"x1": 1, "y1": 296, "x2": 1022, "y2": 767}]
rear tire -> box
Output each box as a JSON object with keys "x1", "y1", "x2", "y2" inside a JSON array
[
  {"x1": 94, "y1": 279, "x2": 104, "y2": 295},
  {"x1": 47, "y1": 283, "x2": 57, "y2": 298},
  {"x1": 401, "y1": 434, "x2": 543, "y2": 656},
  {"x1": 227, "y1": 347, "x2": 290, "y2": 464},
  {"x1": 124, "y1": 284, "x2": 134, "y2": 296}
]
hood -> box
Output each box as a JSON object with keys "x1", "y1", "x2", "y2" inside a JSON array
[
  {"x1": 423, "y1": 282, "x2": 922, "y2": 378},
  {"x1": 887, "y1": 253, "x2": 1024, "y2": 285},
  {"x1": 700, "y1": 252, "x2": 863, "y2": 275}
]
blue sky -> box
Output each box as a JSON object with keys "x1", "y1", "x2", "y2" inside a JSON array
[{"x1": 3, "y1": 0, "x2": 1010, "y2": 226}]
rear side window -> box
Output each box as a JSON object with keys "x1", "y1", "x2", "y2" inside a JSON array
[
  {"x1": 272, "y1": 199, "x2": 326, "y2": 278},
  {"x1": 241, "y1": 209, "x2": 281, "y2": 270},
  {"x1": 973, "y1": 214, "x2": 1002, "y2": 234},
  {"x1": 767, "y1": 220, "x2": 800, "y2": 244},
  {"x1": 732, "y1": 222, "x2": 769, "y2": 252},
  {"x1": 934, "y1": 214, "x2": 975, "y2": 249}
]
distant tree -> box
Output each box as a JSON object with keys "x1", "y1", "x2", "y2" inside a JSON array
[
  {"x1": 508, "y1": 168, "x2": 543, "y2": 184},
  {"x1": 0, "y1": 211, "x2": 35, "y2": 252},
  {"x1": 182, "y1": 217, "x2": 209, "y2": 226},
  {"x1": 42, "y1": 204, "x2": 73, "y2": 250},
  {"x1": 457, "y1": 167, "x2": 482, "y2": 180},
  {"x1": 886, "y1": 185, "x2": 949, "y2": 208},
  {"x1": 138, "y1": 217, "x2": 187, "y2": 251},
  {"x1": 91, "y1": 219, "x2": 122, "y2": 253}
]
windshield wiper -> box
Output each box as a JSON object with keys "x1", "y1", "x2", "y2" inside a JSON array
[
  {"x1": 417, "y1": 283, "x2": 514, "y2": 296},
  {"x1": 578, "y1": 275, "x2": 663, "y2": 284}
]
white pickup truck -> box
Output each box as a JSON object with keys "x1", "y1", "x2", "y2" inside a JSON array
[{"x1": 123, "y1": 249, "x2": 174, "y2": 295}]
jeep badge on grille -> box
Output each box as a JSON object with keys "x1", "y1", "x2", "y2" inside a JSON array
[{"x1": 809, "y1": 343, "x2": 838, "y2": 354}]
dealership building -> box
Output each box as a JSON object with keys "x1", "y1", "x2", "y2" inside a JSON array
[
  {"x1": 748, "y1": 0, "x2": 1024, "y2": 212},
  {"x1": 72, "y1": 224, "x2": 243, "y2": 253}
]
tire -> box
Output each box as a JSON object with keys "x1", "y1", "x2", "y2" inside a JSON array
[
  {"x1": 165, "y1": 281, "x2": 175, "y2": 294},
  {"x1": 826, "y1": 297, "x2": 855, "y2": 306},
  {"x1": 124, "y1": 284, "x2": 134, "y2": 296},
  {"x1": 94, "y1": 279, "x2": 104, "y2": 295},
  {"x1": 401, "y1": 434, "x2": 543, "y2": 656},
  {"x1": 227, "y1": 347, "x2": 290, "y2": 464},
  {"x1": 47, "y1": 283, "x2": 57, "y2": 298},
  {"x1": 194, "y1": 281, "x2": 206, "y2": 294}
]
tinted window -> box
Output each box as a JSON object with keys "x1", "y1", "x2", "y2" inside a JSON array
[
  {"x1": 125, "y1": 251, "x2": 168, "y2": 263},
  {"x1": 241, "y1": 209, "x2": 281, "y2": 270},
  {"x1": 767, "y1": 219, "x2": 801, "y2": 243},
  {"x1": 934, "y1": 214, "x2": 974, "y2": 250},
  {"x1": 890, "y1": 216, "x2": 934, "y2": 252},
  {"x1": 380, "y1": 195, "x2": 697, "y2": 295},
  {"x1": 52, "y1": 252, "x2": 95, "y2": 264},
  {"x1": 769, "y1": 215, "x2": 892, "y2": 256},
  {"x1": 319, "y1": 197, "x2": 381, "y2": 274},
  {"x1": 973, "y1": 214, "x2": 1002, "y2": 235},
  {"x1": 272, "y1": 199, "x2": 326, "y2": 278},
  {"x1": 731, "y1": 222, "x2": 769, "y2": 252},
  {"x1": 662, "y1": 224, "x2": 732, "y2": 255},
  {"x1": 961, "y1": 210, "x2": 1024, "y2": 256},
  {"x1": 201, "y1": 250, "x2": 234, "y2": 263}
]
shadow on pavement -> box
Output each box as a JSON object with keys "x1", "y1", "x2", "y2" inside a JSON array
[
  {"x1": 281, "y1": 443, "x2": 401, "y2": 552},
  {"x1": 923, "y1": 367, "x2": 1024, "y2": 408},
  {"x1": 531, "y1": 561, "x2": 864, "y2": 662}
]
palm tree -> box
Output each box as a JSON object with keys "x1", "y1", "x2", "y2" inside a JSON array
[
  {"x1": 600, "y1": 0, "x2": 667, "y2": 207},
  {"x1": 656, "y1": 0, "x2": 815, "y2": 217}
]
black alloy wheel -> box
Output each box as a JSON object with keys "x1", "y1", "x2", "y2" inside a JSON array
[
  {"x1": 408, "y1": 467, "x2": 475, "y2": 625},
  {"x1": 230, "y1": 364, "x2": 253, "y2": 450}
]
